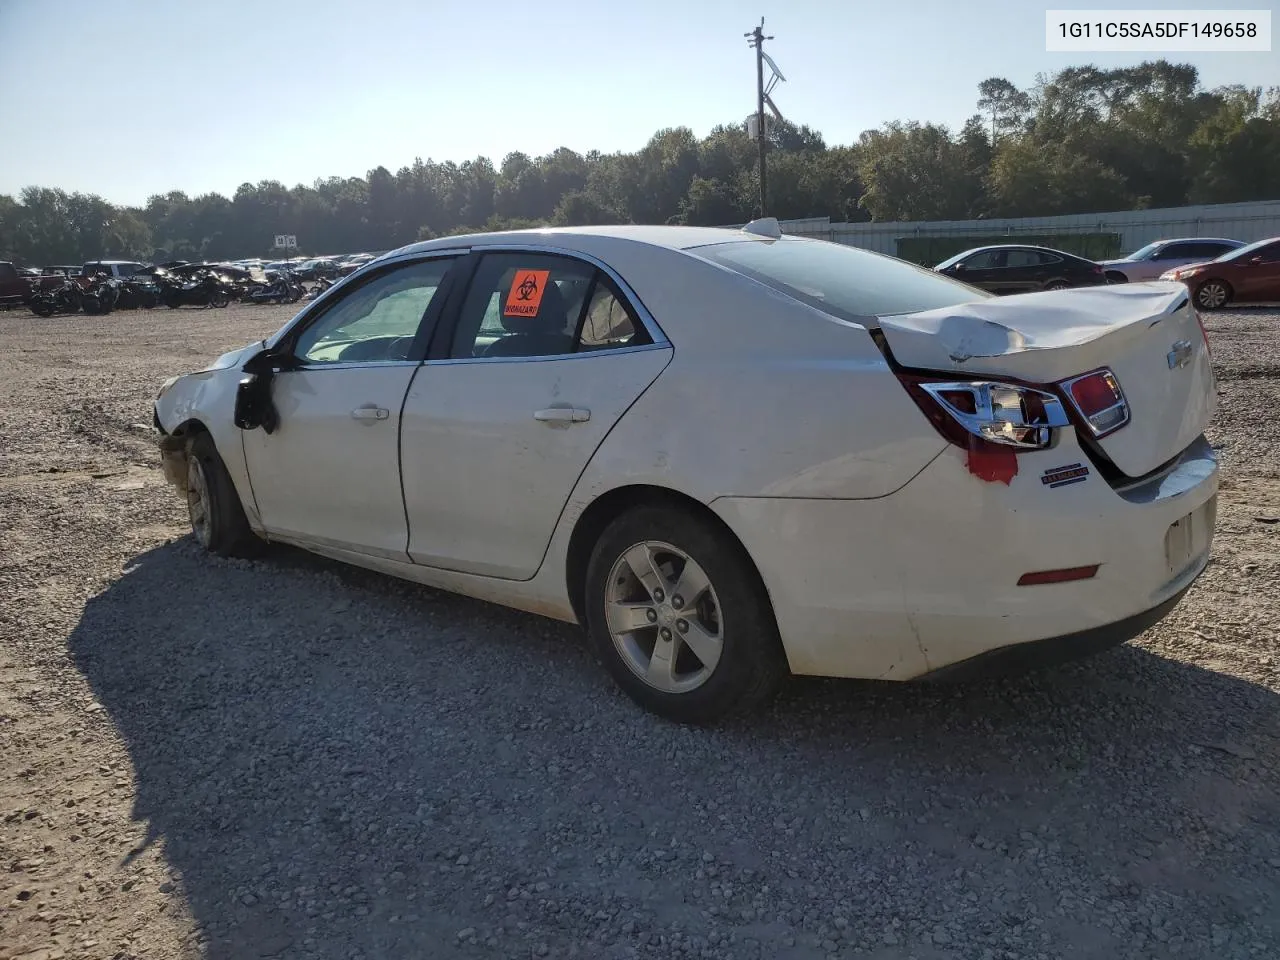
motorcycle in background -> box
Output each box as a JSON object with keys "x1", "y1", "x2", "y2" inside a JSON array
[
  {"x1": 29, "y1": 278, "x2": 84, "y2": 317},
  {"x1": 243, "y1": 269, "x2": 304, "y2": 304},
  {"x1": 81, "y1": 273, "x2": 122, "y2": 315},
  {"x1": 158, "y1": 269, "x2": 233, "y2": 309},
  {"x1": 306, "y1": 275, "x2": 336, "y2": 299}
]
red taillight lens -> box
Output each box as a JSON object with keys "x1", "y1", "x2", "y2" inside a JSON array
[{"x1": 1062, "y1": 369, "x2": 1129, "y2": 437}]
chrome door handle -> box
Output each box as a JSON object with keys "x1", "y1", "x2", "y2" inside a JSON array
[
  {"x1": 533, "y1": 407, "x2": 590, "y2": 423},
  {"x1": 351, "y1": 406, "x2": 390, "y2": 421}
]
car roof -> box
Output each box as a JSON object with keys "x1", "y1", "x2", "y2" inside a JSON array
[
  {"x1": 1150, "y1": 237, "x2": 1242, "y2": 244},
  {"x1": 397, "y1": 224, "x2": 768, "y2": 258},
  {"x1": 957, "y1": 244, "x2": 1069, "y2": 253}
]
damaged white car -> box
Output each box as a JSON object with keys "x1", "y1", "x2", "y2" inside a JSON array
[{"x1": 154, "y1": 221, "x2": 1219, "y2": 722}]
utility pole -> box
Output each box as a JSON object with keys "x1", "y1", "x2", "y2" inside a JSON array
[{"x1": 745, "y1": 18, "x2": 772, "y2": 218}]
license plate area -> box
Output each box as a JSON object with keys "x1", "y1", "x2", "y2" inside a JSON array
[{"x1": 1165, "y1": 495, "x2": 1217, "y2": 576}]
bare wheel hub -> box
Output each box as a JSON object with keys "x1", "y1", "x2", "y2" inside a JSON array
[{"x1": 187, "y1": 456, "x2": 212, "y2": 548}]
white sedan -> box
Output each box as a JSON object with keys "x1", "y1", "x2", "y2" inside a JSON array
[{"x1": 154, "y1": 221, "x2": 1219, "y2": 723}]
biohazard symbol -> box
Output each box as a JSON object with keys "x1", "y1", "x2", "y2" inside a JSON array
[{"x1": 504, "y1": 269, "x2": 550, "y2": 317}]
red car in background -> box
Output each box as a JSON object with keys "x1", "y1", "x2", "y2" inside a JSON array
[{"x1": 1161, "y1": 236, "x2": 1280, "y2": 310}]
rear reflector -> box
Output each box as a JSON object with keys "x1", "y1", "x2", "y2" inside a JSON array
[
  {"x1": 1061, "y1": 369, "x2": 1129, "y2": 437},
  {"x1": 1017, "y1": 565, "x2": 1099, "y2": 586}
]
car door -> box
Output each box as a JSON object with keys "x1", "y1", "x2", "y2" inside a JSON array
[
  {"x1": 1232, "y1": 241, "x2": 1280, "y2": 301},
  {"x1": 241, "y1": 254, "x2": 459, "y2": 560},
  {"x1": 995, "y1": 248, "x2": 1041, "y2": 293},
  {"x1": 952, "y1": 249, "x2": 1003, "y2": 292},
  {"x1": 998, "y1": 249, "x2": 1039, "y2": 291},
  {"x1": 399, "y1": 249, "x2": 673, "y2": 580}
]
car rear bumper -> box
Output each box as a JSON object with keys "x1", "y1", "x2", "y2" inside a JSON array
[
  {"x1": 914, "y1": 579, "x2": 1193, "y2": 681},
  {"x1": 710, "y1": 436, "x2": 1218, "y2": 681}
]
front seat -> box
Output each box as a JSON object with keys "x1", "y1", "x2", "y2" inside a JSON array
[{"x1": 482, "y1": 281, "x2": 575, "y2": 358}]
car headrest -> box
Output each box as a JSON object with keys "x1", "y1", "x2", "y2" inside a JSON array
[{"x1": 501, "y1": 278, "x2": 568, "y2": 334}]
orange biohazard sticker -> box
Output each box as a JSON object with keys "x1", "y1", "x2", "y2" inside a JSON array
[{"x1": 504, "y1": 269, "x2": 550, "y2": 318}]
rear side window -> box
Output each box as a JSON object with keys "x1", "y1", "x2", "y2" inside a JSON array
[
  {"x1": 1004, "y1": 249, "x2": 1041, "y2": 268},
  {"x1": 696, "y1": 238, "x2": 990, "y2": 321},
  {"x1": 450, "y1": 253, "x2": 650, "y2": 359},
  {"x1": 962, "y1": 250, "x2": 1002, "y2": 269}
]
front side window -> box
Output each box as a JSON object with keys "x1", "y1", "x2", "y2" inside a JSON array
[
  {"x1": 699, "y1": 237, "x2": 991, "y2": 322},
  {"x1": 1252, "y1": 242, "x2": 1280, "y2": 264},
  {"x1": 450, "y1": 253, "x2": 649, "y2": 359},
  {"x1": 962, "y1": 250, "x2": 1003, "y2": 269},
  {"x1": 292, "y1": 257, "x2": 452, "y2": 364}
]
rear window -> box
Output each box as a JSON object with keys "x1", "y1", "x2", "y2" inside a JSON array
[{"x1": 694, "y1": 238, "x2": 990, "y2": 321}]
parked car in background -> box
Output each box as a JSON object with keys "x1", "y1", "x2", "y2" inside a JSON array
[
  {"x1": 41, "y1": 265, "x2": 82, "y2": 277},
  {"x1": 0, "y1": 261, "x2": 65, "y2": 306},
  {"x1": 933, "y1": 245, "x2": 1106, "y2": 294},
  {"x1": 1099, "y1": 238, "x2": 1244, "y2": 283},
  {"x1": 154, "y1": 222, "x2": 1218, "y2": 722},
  {"x1": 82, "y1": 260, "x2": 149, "y2": 281},
  {"x1": 1160, "y1": 236, "x2": 1280, "y2": 309}
]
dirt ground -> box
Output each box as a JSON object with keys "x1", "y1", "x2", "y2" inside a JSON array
[{"x1": 1, "y1": 301, "x2": 1278, "y2": 960}]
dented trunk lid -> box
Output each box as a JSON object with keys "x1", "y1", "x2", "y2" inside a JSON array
[{"x1": 876, "y1": 283, "x2": 1217, "y2": 478}]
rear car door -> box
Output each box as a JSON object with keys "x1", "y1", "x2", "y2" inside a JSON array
[
  {"x1": 1004, "y1": 248, "x2": 1047, "y2": 291},
  {"x1": 240, "y1": 255, "x2": 459, "y2": 560},
  {"x1": 399, "y1": 249, "x2": 672, "y2": 579}
]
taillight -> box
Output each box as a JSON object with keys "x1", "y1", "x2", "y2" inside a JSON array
[
  {"x1": 899, "y1": 375, "x2": 1070, "y2": 451},
  {"x1": 1061, "y1": 368, "x2": 1129, "y2": 438}
]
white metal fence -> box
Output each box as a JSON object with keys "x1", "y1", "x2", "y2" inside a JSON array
[{"x1": 761, "y1": 200, "x2": 1280, "y2": 258}]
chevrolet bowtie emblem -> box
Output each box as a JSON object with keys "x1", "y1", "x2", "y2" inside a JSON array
[{"x1": 1168, "y1": 340, "x2": 1193, "y2": 369}]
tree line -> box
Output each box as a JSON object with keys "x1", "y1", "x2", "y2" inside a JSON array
[{"x1": 1, "y1": 60, "x2": 1277, "y2": 266}]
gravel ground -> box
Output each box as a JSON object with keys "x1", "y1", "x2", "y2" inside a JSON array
[{"x1": 1, "y1": 301, "x2": 1278, "y2": 960}]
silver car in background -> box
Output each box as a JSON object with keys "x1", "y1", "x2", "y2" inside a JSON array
[{"x1": 1100, "y1": 238, "x2": 1244, "y2": 283}]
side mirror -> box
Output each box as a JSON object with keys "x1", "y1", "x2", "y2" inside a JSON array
[
  {"x1": 951, "y1": 263, "x2": 966, "y2": 272},
  {"x1": 234, "y1": 348, "x2": 294, "y2": 432},
  {"x1": 1248, "y1": 255, "x2": 1263, "y2": 265}
]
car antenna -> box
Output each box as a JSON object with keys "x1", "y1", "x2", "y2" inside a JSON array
[{"x1": 741, "y1": 217, "x2": 782, "y2": 240}]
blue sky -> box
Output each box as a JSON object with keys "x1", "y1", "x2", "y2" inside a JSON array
[{"x1": 1, "y1": 0, "x2": 1275, "y2": 207}]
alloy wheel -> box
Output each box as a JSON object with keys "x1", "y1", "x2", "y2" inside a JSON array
[{"x1": 604, "y1": 540, "x2": 723, "y2": 694}]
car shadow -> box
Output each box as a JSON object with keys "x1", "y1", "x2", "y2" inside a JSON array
[{"x1": 69, "y1": 539, "x2": 1280, "y2": 958}]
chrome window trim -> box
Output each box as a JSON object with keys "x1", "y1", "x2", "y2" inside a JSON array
[
  {"x1": 471, "y1": 243, "x2": 669, "y2": 347},
  {"x1": 423, "y1": 342, "x2": 670, "y2": 367},
  {"x1": 265, "y1": 248, "x2": 472, "y2": 349},
  {"x1": 285, "y1": 359, "x2": 424, "y2": 373}
]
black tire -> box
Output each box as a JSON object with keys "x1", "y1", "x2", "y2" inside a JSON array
[
  {"x1": 1194, "y1": 278, "x2": 1232, "y2": 311},
  {"x1": 1045, "y1": 279, "x2": 1070, "y2": 291},
  {"x1": 584, "y1": 504, "x2": 787, "y2": 724},
  {"x1": 31, "y1": 300, "x2": 53, "y2": 317},
  {"x1": 185, "y1": 432, "x2": 262, "y2": 557},
  {"x1": 1105, "y1": 271, "x2": 1128, "y2": 284}
]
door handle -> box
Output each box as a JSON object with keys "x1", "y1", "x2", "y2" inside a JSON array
[
  {"x1": 533, "y1": 407, "x2": 590, "y2": 423},
  {"x1": 351, "y1": 406, "x2": 390, "y2": 421}
]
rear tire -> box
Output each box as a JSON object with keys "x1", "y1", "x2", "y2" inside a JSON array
[
  {"x1": 185, "y1": 432, "x2": 262, "y2": 558},
  {"x1": 1105, "y1": 271, "x2": 1128, "y2": 284},
  {"x1": 1045, "y1": 279, "x2": 1070, "y2": 291},
  {"x1": 1194, "y1": 279, "x2": 1231, "y2": 311},
  {"x1": 584, "y1": 504, "x2": 787, "y2": 724}
]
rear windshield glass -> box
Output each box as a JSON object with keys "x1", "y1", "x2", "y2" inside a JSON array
[{"x1": 694, "y1": 238, "x2": 990, "y2": 320}]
